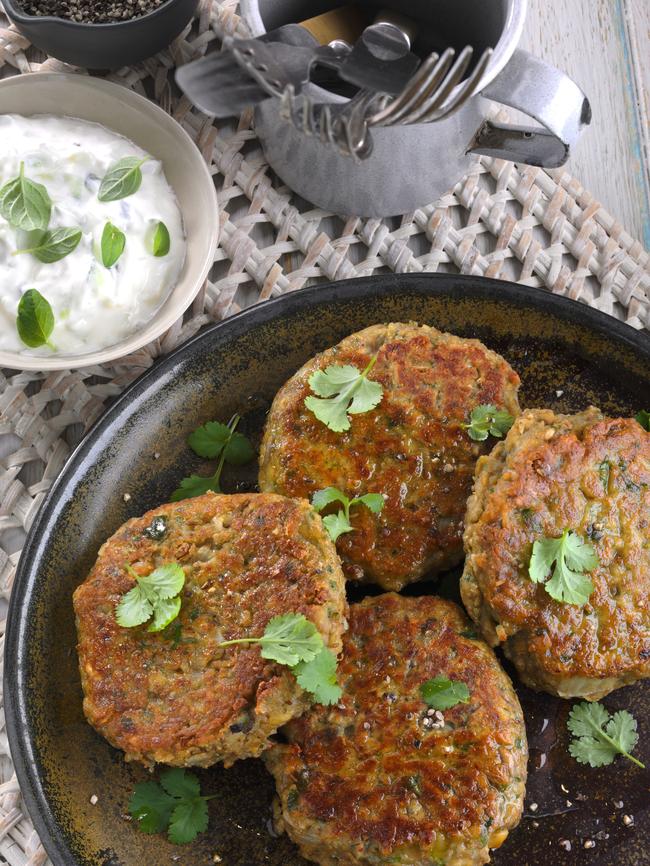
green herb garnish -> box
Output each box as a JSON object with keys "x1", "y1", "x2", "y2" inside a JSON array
[
  {"x1": 636, "y1": 410, "x2": 650, "y2": 431},
  {"x1": 129, "y1": 768, "x2": 214, "y2": 844},
  {"x1": 171, "y1": 414, "x2": 254, "y2": 502},
  {"x1": 0, "y1": 162, "x2": 51, "y2": 231},
  {"x1": 98, "y1": 156, "x2": 148, "y2": 202},
  {"x1": 16, "y1": 288, "x2": 54, "y2": 349},
  {"x1": 304, "y1": 356, "x2": 383, "y2": 433},
  {"x1": 420, "y1": 677, "x2": 470, "y2": 711},
  {"x1": 311, "y1": 486, "x2": 384, "y2": 543},
  {"x1": 116, "y1": 563, "x2": 185, "y2": 632},
  {"x1": 529, "y1": 529, "x2": 598, "y2": 606},
  {"x1": 100, "y1": 221, "x2": 126, "y2": 267},
  {"x1": 218, "y1": 613, "x2": 342, "y2": 705},
  {"x1": 568, "y1": 702, "x2": 645, "y2": 769},
  {"x1": 598, "y1": 460, "x2": 610, "y2": 491},
  {"x1": 150, "y1": 220, "x2": 170, "y2": 257},
  {"x1": 464, "y1": 404, "x2": 515, "y2": 442},
  {"x1": 14, "y1": 227, "x2": 82, "y2": 263}
]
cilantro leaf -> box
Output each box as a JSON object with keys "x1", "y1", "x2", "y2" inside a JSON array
[
  {"x1": 305, "y1": 356, "x2": 383, "y2": 432},
  {"x1": 217, "y1": 612, "x2": 340, "y2": 706},
  {"x1": 129, "y1": 781, "x2": 175, "y2": 834},
  {"x1": 420, "y1": 677, "x2": 470, "y2": 710},
  {"x1": 356, "y1": 493, "x2": 385, "y2": 513},
  {"x1": 635, "y1": 410, "x2": 650, "y2": 431},
  {"x1": 224, "y1": 431, "x2": 255, "y2": 465},
  {"x1": 116, "y1": 563, "x2": 185, "y2": 630},
  {"x1": 115, "y1": 584, "x2": 154, "y2": 628},
  {"x1": 563, "y1": 531, "x2": 600, "y2": 572},
  {"x1": 168, "y1": 797, "x2": 209, "y2": 845},
  {"x1": 129, "y1": 769, "x2": 212, "y2": 845},
  {"x1": 529, "y1": 530, "x2": 597, "y2": 605},
  {"x1": 148, "y1": 596, "x2": 182, "y2": 633},
  {"x1": 170, "y1": 474, "x2": 219, "y2": 501},
  {"x1": 294, "y1": 646, "x2": 342, "y2": 705},
  {"x1": 139, "y1": 563, "x2": 185, "y2": 600},
  {"x1": 160, "y1": 767, "x2": 201, "y2": 800},
  {"x1": 259, "y1": 614, "x2": 323, "y2": 665},
  {"x1": 172, "y1": 414, "x2": 254, "y2": 501},
  {"x1": 187, "y1": 421, "x2": 231, "y2": 458},
  {"x1": 311, "y1": 486, "x2": 385, "y2": 544},
  {"x1": 218, "y1": 613, "x2": 323, "y2": 667},
  {"x1": 323, "y1": 511, "x2": 354, "y2": 542},
  {"x1": 311, "y1": 487, "x2": 348, "y2": 512},
  {"x1": 464, "y1": 404, "x2": 515, "y2": 442},
  {"x1": 567, "y1": 702, "x2": 644, "y2": 769}
]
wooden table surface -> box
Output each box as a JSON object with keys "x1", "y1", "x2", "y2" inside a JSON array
[{"x1": 521, "y1": 0, "x2": 649, "y2": 249}]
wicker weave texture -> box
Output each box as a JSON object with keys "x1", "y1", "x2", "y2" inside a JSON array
[{"x1": 0, "y1": 2, "x2": 649, "y2": 864}]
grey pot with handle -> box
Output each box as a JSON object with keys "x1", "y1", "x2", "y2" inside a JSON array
[{"x1": 240, "y1": 0, "x2": 591, "y2": 217}]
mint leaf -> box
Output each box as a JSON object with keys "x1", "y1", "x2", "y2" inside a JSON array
[
  {"x1": 98, "y1": 156, "x2": 148, "y2": 202},
  {"x1": 100, "y1": 221, "x2": 126, "y2": 268},
  {"x1": 15, "y1": 227, "x2": 82, "y2": 263},
  {"x1": 420, "y1": 677, "x2": 470, "y2": 711},
  {"x1": 151, "y1": 220, "x2": 171, "y2": 257},
  {"x1": 16, "y1": 288, "x2": 55, "y2": 349},
  {"x1": 0, "y1": 162, "x2": 51, "y2": 231}
]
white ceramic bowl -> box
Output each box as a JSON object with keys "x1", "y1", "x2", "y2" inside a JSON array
[{"x1": 0, "y1": 73, "x2": 218, "y2": 371}]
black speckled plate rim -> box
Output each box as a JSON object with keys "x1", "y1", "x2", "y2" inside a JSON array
[{"x1": 4, "y1": 272, "x2": 650, "y2": 866}]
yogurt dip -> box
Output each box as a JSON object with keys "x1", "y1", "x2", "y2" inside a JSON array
[{"x1": 0, "y1": 114, "x2": 186, "y2": 356}]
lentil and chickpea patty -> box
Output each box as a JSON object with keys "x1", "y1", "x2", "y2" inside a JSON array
[
  {"x1": 462, "y1": 407, "x2": 650, "y2": 700},
  {"x1": 259, "y1": 322, "x2": 521, "y2": 591},
  {"x1": 265, "y1": 593, "x2": 527, "y2": 866},
  {"x1": 73, "y1": 492, "x2": 347, "y2": 768}
]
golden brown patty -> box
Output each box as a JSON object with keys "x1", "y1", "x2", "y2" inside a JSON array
[
  {"x1": 259, "y1": 323, "x2": 520, "y2": 591},
  {"x1": 264, "y1": 594, "x2": 527, "y2": 866},
  {"x1": 462, "y1": 408, "x2": 650, "y2": 700},
  {"x1": 73, "y1": 493, "x2": 347, "y2": 768}
]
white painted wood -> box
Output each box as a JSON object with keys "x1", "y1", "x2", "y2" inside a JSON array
[{"x1": 520, "y1": 0, "x2": 650, "y2": 248}]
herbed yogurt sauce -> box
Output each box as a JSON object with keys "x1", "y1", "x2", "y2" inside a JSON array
[{"x1": 0, "y1": 114, "x2": 186, "y2": 355}]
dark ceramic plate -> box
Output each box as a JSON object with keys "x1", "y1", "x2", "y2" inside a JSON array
[{"x1": 5, "y1": 275, "x2": 650, "y2": 866}]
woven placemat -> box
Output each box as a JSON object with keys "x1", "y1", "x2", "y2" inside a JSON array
[{"x1": 0, "y1": 2, "x2": 649, "y2": 864}]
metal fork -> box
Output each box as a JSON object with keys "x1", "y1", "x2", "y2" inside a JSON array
[
  {"x1": 370, "y1": 45, "x2": 493, "y2": 127},
  {"x1": 282, "y1": 45, "x2": 493, "y2": 159}
]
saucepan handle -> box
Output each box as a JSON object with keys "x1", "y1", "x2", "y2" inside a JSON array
[{"x1": 466, "y1": 49, "x2": 592, "y2": 168}]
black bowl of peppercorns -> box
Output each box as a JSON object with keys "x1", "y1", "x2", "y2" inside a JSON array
[{"x1": 3, "y1": 0, "x2": 199, "y2": 68}]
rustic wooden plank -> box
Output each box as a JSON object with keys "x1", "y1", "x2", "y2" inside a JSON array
[{"x1": 520, "y1": 0, "x2": 650, "y2": 248}]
